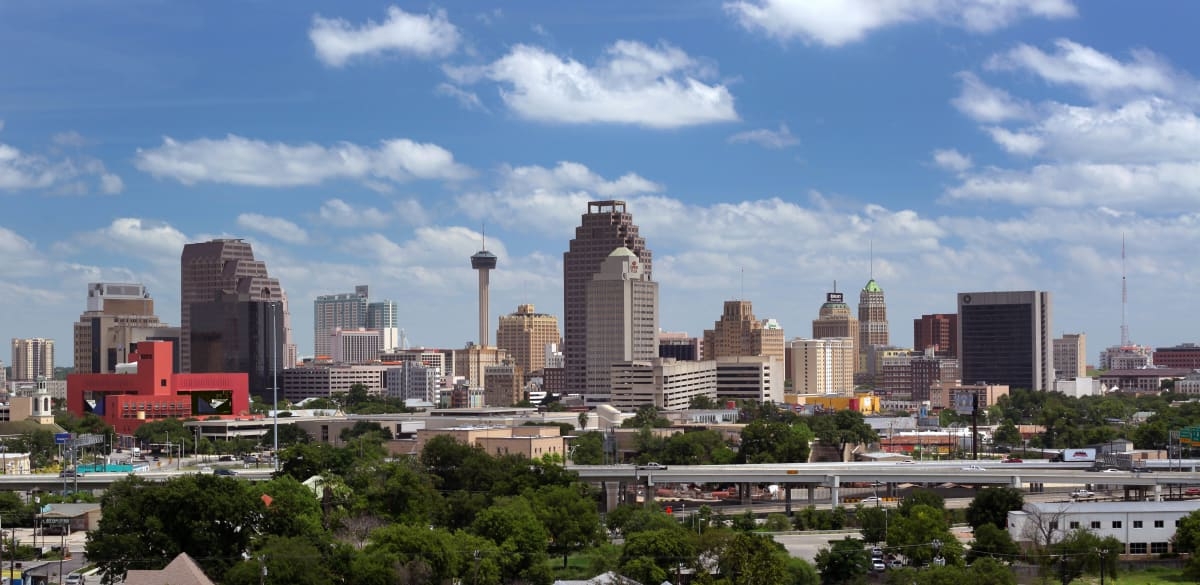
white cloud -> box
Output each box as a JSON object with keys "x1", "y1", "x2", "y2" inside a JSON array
[
  {"x1": 0, "y1": 139, "x2": 122, "y2": 194},
  {"x1": 448, "y1": 41, "x2": 738, "y2": 128},
  {"x1": 986, "y1": 39, "x2": 1187, "y2": 99},
  {"x1": 1005, "y1": 99, "x2": 1200, "y2": 164},
  {"x1": 725, "y1": 0, "x2": 1076, "y2": 46},
  {"x1": 316, "y1": 198, "x2": 390, "y2": 228},
  {"x1": 79, "y1": 218, "x2": 189, "y2": 265},
  {"x1": 435, "y1": 83, "x2": 488, "y2": 112},
  {"x1": 310, "y1": 6, "x2": 460, "y2": 67},
  {"x1": 985, "y1": 126, "x2": 1043, "y2": 156},
  {"x1": 727, "y1": 124, "x2": 799, "y2": 149},
  {"x1": 945, "y1": 162, "x2": 1200, "y2": 208},
  {"x1": 951, "y1": 72, "x2": 1032, "y2": 123},
  {"x1": 931, "y1": 148, "x2": 972, "y2": 172},
  {"x1": 134, "y1": 134, "x2": 472, "y2": 187},
  {"x1": 236, "y1": 213, "x2": 309, "y2": 244},
  {"x1": 52, "y1": 131, "x2": 86, "y2": 147}
]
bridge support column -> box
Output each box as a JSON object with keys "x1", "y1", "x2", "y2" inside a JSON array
[
  {"x1": 644, "y1": 476, "x2": 655, "y2": 506},
  {"x1": 785, "y1": 483, "x2": 793, "y2": 516},
  {"x1": 1154, "y1": 484, "x2": 1163, "y2": 502},
  {"x1": 1011, "y1": 476, "x2": 1022, "y2": 489},
  {"x1": 602, "y1": 482, "x2": 620, "y2": 512},
  {"x1": 807, "y1": 485, "x2": 815, "y2": 504},
  {"x1": 740, "y1": 483, "x2": 753, "y2": 506},
  {"x1": 830, "y1": 475, "x2": 840, "y2": 510}
]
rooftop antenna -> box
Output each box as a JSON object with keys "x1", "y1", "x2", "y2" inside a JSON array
[
  {"x1": 869, "y1": 240, "x2": 874, "y2": 281},
  {"x1": 740, "y1": 266, "x2": 745, "y2": 300},
  {"x1": 833, "y1": 279, "x2": 837, "y2": 293},
  {"x1": 481, "y1": 223, "x2": 487, "y2": 251},
  {"x1": 1121, "y1": 233, "x2": 1130, "y2": 347}
]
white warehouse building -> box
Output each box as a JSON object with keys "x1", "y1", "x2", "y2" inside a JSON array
[{"x1": 1009, "y1": 501, "x2": 1200, "y2": 555}]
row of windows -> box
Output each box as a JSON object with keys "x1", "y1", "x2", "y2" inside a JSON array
[{"x1": 1058, "y1": 519, "x2": 1175, "y2": 530}]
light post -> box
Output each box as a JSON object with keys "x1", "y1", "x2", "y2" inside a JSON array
[
  {"x1": 1098, "y1": 548, "x2": 1108, "y2": 585},
  {"x1": 271, "y1": 300, "x2": 279, "y2": 472}
]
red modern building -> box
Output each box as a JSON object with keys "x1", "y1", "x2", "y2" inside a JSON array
[
  {"x1": 913, "y1": 313, "x2": 958, "y2": 357},
  {"x1": 67, "y1": 341, "x2": 251, "y2": 435}
]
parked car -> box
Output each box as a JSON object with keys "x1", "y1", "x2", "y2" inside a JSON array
[
  {"x1": 636, "y1": 462, "x2": 667, "y2": 470},
  {"x1": 870, "y1": 547, "x2": 883, "y2": 558},
  {"x1": 890, "y1": 559, "x2": 904, "y2": 569},
  {"x1": 1072, "y1": 489, "x2": 1095, "y2": 499},
  {"x1": 871, "y1": 560, "x2": 886, "y2": 572}
]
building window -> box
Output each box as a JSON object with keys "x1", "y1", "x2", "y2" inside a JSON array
[
  {"x1": 1113, "y1": 521, "x2": 1122, "y2": 528},
  {"x1": 1090, "y1": 521, "x2": 1101, "y2": 529},
  {"x1": 1155, "y1": 520, "x2": 1165, "y2": 528},
  {"x1": 1151, "y1": 542, "x2": 1169, "y2": 554},
  {"x1": 1178, "y1": 520, "x2": 1183, "y2": 527},
  {"x1": 1129, "y1": 543, "x2": 1147, "y2": 554},
  {"x1": 1069, "y1": 521, "x2": 1080, "y2": 529},
  {"x1": 1049, "y1": 521, "x2": 1058, "y2": 531},
  {"x1": 1133, "y1": 521, "x2": 1143, "y2": 528}
]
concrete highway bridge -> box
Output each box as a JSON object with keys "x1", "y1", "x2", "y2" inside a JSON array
[{"x1": 569, "y1": 461, "x2": 1200, "y2": 512}]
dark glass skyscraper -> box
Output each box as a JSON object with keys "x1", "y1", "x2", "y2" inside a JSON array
[
  {"x1": 957, "y1": 291, "x2": 1053, "y2": 391},
  {"x1": 563, "y1": 201, "x2": 652, "y2": 396}
]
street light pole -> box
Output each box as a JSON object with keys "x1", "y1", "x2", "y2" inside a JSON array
[{"x1": 271, "y1": 300, "x2": 279, "y2": 472}]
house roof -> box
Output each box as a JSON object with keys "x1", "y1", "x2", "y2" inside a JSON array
[
  {"x1": 38, "y1": 503, "x2": 101, "y2": 518},
  {"x1": 554, "y1": 572, "x2": 642, "y2": 585},
  {"x1": 124, "y1": 553, "x2": 214, "y2": 585},
  {"x1": 1021, "y1": 500, "x2": 1200, "y2": 514}
]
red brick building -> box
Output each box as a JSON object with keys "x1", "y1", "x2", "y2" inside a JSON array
[
  {"x1": 1153, "y1": 344, "x2": 1200, "y2": 370},
  {"x1": 67, "y1": 341, "x2": 251, "y2": 435}
]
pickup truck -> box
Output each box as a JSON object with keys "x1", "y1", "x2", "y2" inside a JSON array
[{"x1": 1071, "y1": 489, "x2": 1095, "y2": 499}]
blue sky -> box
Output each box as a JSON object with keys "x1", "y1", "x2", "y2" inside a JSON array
[{"x1": 2, "y1": 0, "x2": 1198, "y2": 365}]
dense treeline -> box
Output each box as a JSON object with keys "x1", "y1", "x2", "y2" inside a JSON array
[{"x1": 84, "y1": 433, "x2": 820, "y2": 585}]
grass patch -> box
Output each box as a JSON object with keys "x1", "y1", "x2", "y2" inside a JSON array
[{"x1": 1062, "y1": 567, "x2": 1189, "y2": 584}]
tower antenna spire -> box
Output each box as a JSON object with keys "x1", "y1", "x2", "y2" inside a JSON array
[
  {"x1": 1121, "y1": 232, "x2": 1130, "y2": 347},
  {"x1": 869, "y1": 240, "x2": 874, "y2": 280},
  {"x1": 740, "y1": 266, "x2": 745, "y2": 301}
]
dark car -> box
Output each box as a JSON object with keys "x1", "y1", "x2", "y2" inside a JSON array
[
  {"x1": 215, "y1": 468, "x2": 237, "y2": 477},
  {"x1": 58, "y1": 469, "x2": 78, "y2": 478}
]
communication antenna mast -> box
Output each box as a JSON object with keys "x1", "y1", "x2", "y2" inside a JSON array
[
  {"x1": 1120, "y1": 233, "x2": 1130, "y2": 347},
  {"x1": 869, "y1": 240, "x2": 874, "y2": 280}
]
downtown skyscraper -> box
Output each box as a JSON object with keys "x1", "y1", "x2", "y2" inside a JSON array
[
  {"x1": 563, "y1": 200, "x2": 652, "y2": 395},
  {"x1": 958, "y1": 290, "x2": 1054, "y2": 392},
  {"x1": 584, "y1": 247, "x2": 659, "y2": 403}
]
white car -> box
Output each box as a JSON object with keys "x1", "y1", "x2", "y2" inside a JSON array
[
  {"x1": 65, "y1": 574, "x2": 83, "y2": 585},
  {"x1": 961, "y1": 465, "x2": 986, "y2": 471},
  {"x1": 860, "y1": 496, "x2": 883, "y2": 504},
  {"x1": 1072, "y1": 489, "x2": 1095, "y2": 499},
  {"x1": 871, "y1": 560, "x2": 886, "y2": 572},
  {"x1": 1102, "y1": 468, "x2": 1123, "y2": 473}
]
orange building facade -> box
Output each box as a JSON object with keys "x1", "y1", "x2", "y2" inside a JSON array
[{"x1": 67, "y1": 341, "x2": 251, "y2": 435}]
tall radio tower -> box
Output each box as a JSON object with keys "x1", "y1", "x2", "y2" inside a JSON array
[{"x1": 1120, "y1": 233, "x2": 1130, "y2": 347}]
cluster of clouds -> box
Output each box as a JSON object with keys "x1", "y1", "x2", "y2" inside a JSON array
[{"x1": 5, "y1": 0, "x2": 1199, "y2": 352}]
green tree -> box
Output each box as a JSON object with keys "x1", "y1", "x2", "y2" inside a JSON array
[
  {"x1": 856, "y1": 506, "x2": 887, "y2": 544},
  {"x1": 621, "y1": 404, "x2": 671, "y2": 428},
  {"x1": 339, "y1": 420, "x2": 393, "y2": 442},
  {"x1": 569, "y1": 432, "x2": 605, "y2": 465},
  {"x1": 737, "y1": 420, "x2": 812, "y2": 463},
  {"x1": 1047, "y1": 530, "x2": 1121, "y2": 584},
  {"x1": 965, "y1": 487, "x2": 1023, "y2": 531},
  {"x1": 1176, "y1": 508, "x2": 1200, "y2": 553},
  {"x1": 717, "y1": 532, "x2": 790, "y2": 585},
  {"x1": 132, "y1": 418, "x2": 189, "y2": 448},
  {"x1": 814, "y1": 536, "x2": 869, "y2": 584},
  {"x1": 992, "y1": 421, "x2": 1021, "y2": 448},
  {"x1": 898, "y1": 489, "x2": 944, "y2": 518},
  {"x1": 531, "y1": 484, "x2": 601, "y2": 568},
  {"x1": 887, "y1": 504, "x2": 963, "y2": 567},
  {"x1": 620, "y1": 527, "x2": 696, "y2": 585},
  {"x1": 966, "y1": 523, "x2": 1020, "y2": 562},
  {"x1": 223, "y1": 536, "x2": 337, "y2": 585},
  {"x1": 346, "y1": 383, "x2": 370, "y2": 407},
  {"x1": 86, "y1": 475, "x2": 263, "y2": 582},
  {"x1": 578, "y1": 411, "x2": 589, "y2": 430},
  {"x1": 470, "y1": 497, "x2": 553, "y2": 585},
  {"x1": 662, "y1": 429, "x2": 736, "y2": 465},
  {"x1": 690, "y1": 395, "x2": 719, "y2": 410}
]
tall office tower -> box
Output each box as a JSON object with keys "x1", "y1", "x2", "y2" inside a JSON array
[
  {"x1": 10, "y1": 338, "x2": 54, "y2": 381},
  {"x1": 496, "y1": 304, "x2": 561, "y2": 376},
  {"x1": 313, "y1": 286, "x2": 369, "y2": 359},
  {"x1": 0, "y1": 359, "x2": 6, "y2": 387},
  {"x1": 366, "y1": 300, "x2": 400, "y2": 352},
  {"x1": 281, "y1": 291, "x2": 298, "y2": 368},
  {"x1": 471, "y1": 245, "x2": 498, "y2": 347},
  {"x1": 181, "y1": 239, "x2": 289, "y2": 373},
  {"x1": 385, "y1": 362, "x2": 439, "y2": 404},
  {"x1": 910, "y1": 349, "x2": 960, "y2": 401},
  {"x1": 73, "y1": 283, "x2": 181, "y2": 374},
  {"x1": 702, "y1": 300, "x2": 786, "y2": 362},
  {"x1": 564, "y1": 200, "x2": 652, "y2": 394},
  {"x1": 812, "y1": 290, "x2": 860, "y2": 373},
  {"x1": 584, "y1": 247, "x2": 659, "y2": 403},
  {"x1": 1053, "y1": 333, "x2": 1087, "y2": 380},
  {"x1": 957, "y1": 291, "x2": 1054, "y2": 391},
  {"x1": 484, "y1": 363, "x2": 524, "y2": 407},
  {"x1": 786, "y1": 337, "x2": 855, "y2": 395},
  {"x1": 857, "y1": 279, "x2": 888, "y2": 353},
  {"x1": 913, "y1": 313, "x2": 958, "y2": 357}
]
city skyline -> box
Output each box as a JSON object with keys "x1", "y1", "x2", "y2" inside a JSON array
[{"x1": 2, "y1": 2, "x2": 1198, "y2": 362}]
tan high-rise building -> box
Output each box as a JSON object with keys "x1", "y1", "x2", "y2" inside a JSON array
[
  {"x1": 702, "y1": 300, "x2": 786, "y2": 363},
  {"x1": 73, "y1": 283, "x2": 180, "y2": 374},
  {"x1": 10, "y1": 338, "x2": 54, "y2": 381},
  {"x1": 584, "y1": 247, "x2": 659, "y2": 403},
  {"x1": 787, "y1": 338, "x2": 855, "y2": 395},
  {"x1": 563, "y1": 201, "x2": 652, "y2": 394},
  {"x1": 454, "y1": 344, "x2": 508, "y2": 388},
  {"x1": 857, "y1": 279, "x2": 888, "y2": 353},
  {"x1": 496, "y1": 304, "x2": 561, "y2": 376},
  {"x1": 1053, "y1": 333, "x2": 1087, "y2": 380},
  {"x1": 812, "y1": 291, "x2": 860, "y2": 373}
]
